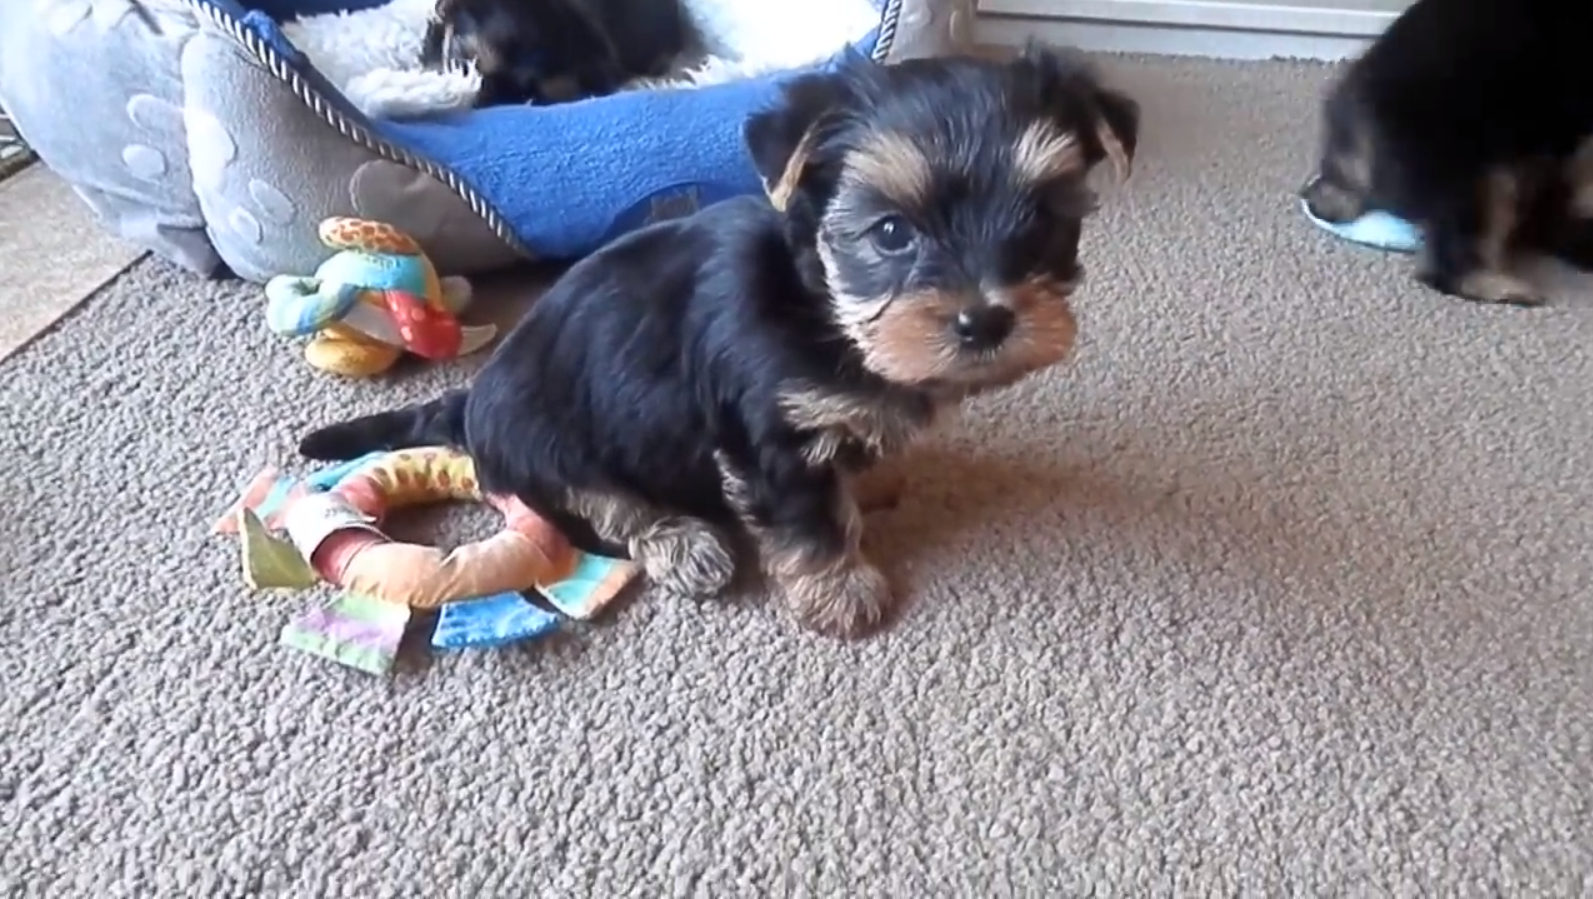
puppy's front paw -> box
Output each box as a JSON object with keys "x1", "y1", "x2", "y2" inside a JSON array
[
  {"x1": 781, "y1": 558, "x2": 893, "y2": 640},
  {"x1": 1460, "y1": 271, "x2": 1545, "y2": 308},
  {"x1": 634, "y1": 518, "x2": 736, "y2": 600},
  {"x1": 1427, "y1": 269, "x2": 1546, "y2": 308}
]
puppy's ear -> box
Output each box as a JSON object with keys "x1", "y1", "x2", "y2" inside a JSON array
[
  {"x1": 1021, "y1": 41, "x2": 1141, "y2": 184},
  {"x1": 744, "y1": 71, "x2": 850, "y2": 211},
  {"x1": 1087, "y1": 83, "x2": 1140, "y2": 183}
]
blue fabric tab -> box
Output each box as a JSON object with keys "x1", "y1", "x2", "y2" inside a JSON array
[{"x1": 431, "y1": 591, "x2": 562, "y2": 650}]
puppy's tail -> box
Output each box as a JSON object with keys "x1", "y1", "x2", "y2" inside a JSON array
[{"x1": 298, "y1": 389, "x2": 469, "y2": 460}]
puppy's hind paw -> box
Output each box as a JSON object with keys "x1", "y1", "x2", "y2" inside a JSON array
[
  {"x1": 782, "y1": 559, "x2": 893, "y2": 640},
  {"x1": 633, "y1": 518, "x2": 737, "y2": 600}
]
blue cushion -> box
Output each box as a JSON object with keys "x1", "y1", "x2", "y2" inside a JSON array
[{"x1": 379, "y1": 74, "x2": 793, "y2": 258}]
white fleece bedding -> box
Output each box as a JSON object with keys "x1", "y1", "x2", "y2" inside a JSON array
[{"x1": 281, "y1": 0, "x2": 882, "y2": 120}]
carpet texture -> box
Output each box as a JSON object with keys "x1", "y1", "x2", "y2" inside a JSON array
[
  {"x1": 0, "y1": 166, "x2": 145, "y2": 360},
  {"x1": 5, "y1": 55, "x2": 1593, "y2": 895}
]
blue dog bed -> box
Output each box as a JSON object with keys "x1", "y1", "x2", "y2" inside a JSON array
[{"x1": 0, "y1": 0, "x2": 975, "y2": 282}]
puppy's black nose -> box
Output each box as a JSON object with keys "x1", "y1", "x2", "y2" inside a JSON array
[{"x1": 953, "y1": 306, "x2": 1016, "y2": 349}]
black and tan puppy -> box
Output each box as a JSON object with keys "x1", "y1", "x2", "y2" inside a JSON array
[
  {"x1": 422, "y1": 0, "x2": 689, "y2": 107},
  {"x1": 298, "y1": 45, "x2": 1139, "y2": 638},
  {"x1": 1300, "y1": 0, "x2": 1593, "y2": 307}
]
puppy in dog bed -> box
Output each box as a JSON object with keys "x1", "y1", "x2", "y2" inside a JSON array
[
  {"x1": 422, "y1": 0, "x2": 692, "y2": 106},
  {"x1": 284, "y1": 0, "x2": 882, "y2": 118},
  {"x1": 296, "y1": 44, "x2": 1140, "y2": 639},
  {"x1": 1299, "y1": 0, "x2": 1593, "y2": 308}
]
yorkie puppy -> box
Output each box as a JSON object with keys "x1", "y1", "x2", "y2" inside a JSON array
[
  {"x1": 298, "y1": 44, "x2": 1139, "y2": 638},
  {"x1": 422, "y1": 0, "x2": 689, "y2": 107},
  {"x1": 1300, "y1": 0, "x2": 1593, "y2": 307}
]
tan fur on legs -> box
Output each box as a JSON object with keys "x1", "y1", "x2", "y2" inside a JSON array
[
  {"x1": 1463, "y1": 169, "x2": 1542, "y2": 307},
  {"x1": 715, "y1": 453, "x2": 893, "y2": 638},
  {"x1": 631, "y1": 517, "x2": 737, "y2": 599},
  {"x1": 1479, "y1": 168, "x2": 1520, "y2": 271},
  {"x1": 1412, "y1": 169, "x2": 1542, "y2": 307},
  {"x1": 777, "y1": 549, "x2": 892, "y2": 639},
  {"x1": 1454, "y1": 270, "x2": 1542, "y2": 307},
  {"x1": 563, "y1": 489, "x2": 736, "y2": 599},
  {"x1": 764, "y1": 487, "x2": 891, "y2": 639}
]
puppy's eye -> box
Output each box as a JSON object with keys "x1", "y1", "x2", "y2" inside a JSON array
[{"x1": 866, "y1": 216, "x2": 916, "y2": 255}]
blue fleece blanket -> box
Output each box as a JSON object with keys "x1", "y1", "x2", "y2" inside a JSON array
[{"x1": 213, "y1": 0, "x2": 883, "y2": 260}]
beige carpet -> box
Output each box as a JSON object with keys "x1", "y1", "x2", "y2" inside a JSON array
[
  {"x1": 5, "y1": 55, "x2": 1593, "y2": 894},
  {"x1": 0, "y1": 166, "x2": 146, "y2": 359}
]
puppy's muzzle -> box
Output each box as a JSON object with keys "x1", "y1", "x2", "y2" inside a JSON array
[
  {"x1": 1300, "y1": 173, "x2": 1367, "y2": 224},
  {"x1": 952, "y1": 304, "x2": 1017, "y2": 351}
]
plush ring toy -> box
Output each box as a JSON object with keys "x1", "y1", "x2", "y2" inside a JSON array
[{"x1": 214, "y1": 447, "x2": 640, "y2": 675}]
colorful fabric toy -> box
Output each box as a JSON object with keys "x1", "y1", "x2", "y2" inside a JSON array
[
  {"x1": 264, "y1": 217, "x2": 499, "y2": 378},
  {"x1": 215, "y1": 447, "x2": 641, "y2": 675}
]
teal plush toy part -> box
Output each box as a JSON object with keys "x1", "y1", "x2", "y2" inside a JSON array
[
  {"x1": 262, "y1": 216, "x2": 499, "y2": 378},
  {"x1": 1300, "y1": 196, "x2": 1421, "y2": 254}
]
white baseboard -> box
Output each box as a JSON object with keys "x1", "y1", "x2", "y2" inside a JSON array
[{"x1": 977, "y1": 0, "x2": 1397, "y2": 61}]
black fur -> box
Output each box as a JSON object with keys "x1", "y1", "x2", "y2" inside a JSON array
[
  {"x1": 1300, "y1": 0, "x2": 1593, "y2": 306},
  {"x1": 422, "y1": 0, "x2": 690, "y2": 107},
  {"x1": 301, "y1": 197, "x2": 837, "y2": 556},
  {"x1": 300, "y1": 47, "x2": 1138, "y2": 634}
]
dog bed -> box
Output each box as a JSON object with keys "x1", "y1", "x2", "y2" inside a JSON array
[{"x1": 0, "y1": 0, "x2": 976, "y2": 283}]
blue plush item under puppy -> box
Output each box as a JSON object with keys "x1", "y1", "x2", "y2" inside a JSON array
[{"x1": 1299, "y1": 196, "x2": 1421, "y2": 254}]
